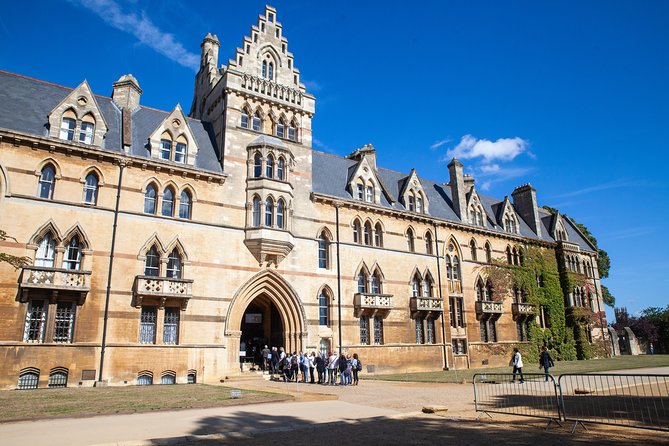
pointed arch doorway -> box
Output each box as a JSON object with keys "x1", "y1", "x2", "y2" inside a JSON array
[{"x1": 225, "y1": 270, "x2": 307, "y2": 369}]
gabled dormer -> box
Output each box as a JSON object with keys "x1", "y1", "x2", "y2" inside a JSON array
[
  {"x1": 399, "y1": 169, "x2": 429, "y2": 214},
  {"x1": 347, "y1": 156, "x2": 382, "y2": 204},
  {"x1": 148, "y1": 104, "x2": 200, "y2": 166},
  {"x1": 551, "y1": 212, "x2": 569, "y2": 241},
  {"x1": 497, "y1": 197, "x2": 520, "y2": 234},
  {"x1": 466, "y1": 187, "x2": 487, "y2": 228},
  {"x1": 47, "y1": 80, "x2": 108, "y2": 147},
  {"x1": 230, "y1": 5, "x2": 304, "y2": 91}
]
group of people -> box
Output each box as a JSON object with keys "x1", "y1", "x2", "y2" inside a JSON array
[
  {"x1": 258, "y1": 346, "x2": 362, "y2": 386},
  {"x1": 510, "y1": 346, "x2": 556, "y2": 383}
]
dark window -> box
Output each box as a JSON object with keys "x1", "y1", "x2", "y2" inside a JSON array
[
  {"x1": 276, "y1": 199, "x2": 285, "y2": 229},
  {"x1": 144, "y1": 184, "x2": 157, "y2": 214},
  {"x1": 160, "y1": 139, "x2": 171, "y2": 160},
  {"x1": 452, "y1": 338, "x2": 467, "y2": 354},
  {"x1": 265, "y1": 197, "x2": 274, "y2": 226},
  {"x1": 452, "y1": 256, "x2": 460, "y2": 280},
  {"x1": 252, "y1": 113, "x2": 262, "y2": 132},
  {"x1": 516, "y1": 320, "x2": 529, "y2": 341},
  {"x1": 364, "y1": 222, "x2": 372, "y2": 246},
  {"x1": 415, "y1": 317, "x2": 424, "y2": 344},
  {"x1": 277, "y1": 157, "x2": 285, "y2": 180},
  {"x1": 161, "y1": 372, "x2": 176, "y2": 384},
  {"x1": 318, "y1": 291, "x2": 329, "y2": 326},
  {"x1": 241, "y1": 109, "x2": 249, "y2": 128},
  {"x1": 353, "y1": 220, "x2": 361, "y2": 244},
  {"x1": 357, "y1": 271, "x2": 367, "y2": 294},
  {"x1": 166, "y1": 249, "x2": 182, "y2": 279},
  {"x1": 175, "y1": 142, "x2": 187, "y2": 163},
  {"x1": 163, "y1": 308, "x2": 180, "y2": 344},
  {"x1": 318, "y1": 233, "x2": 328, "y2": 269},
  {"x1": 374, "y1": 223, "x2": 383, "y2": 247},
  {"x1": 359, "y1": 316, "x2": 369, "y2": 345},
  {"x1": 426, "y1": 318, "x2": 436, "y2": 344},
  {"x1": 373, "y1": 316, "x2": 384, "y2": 344},
  {"x1": 59, "y1": 117, "x2": 76, "y2": 141},
  {"x1": 276, "y1": 120, "x2": 285, "y2": 138},
  {"x1": 137, "y1": 373, "x2": 153, "y2": 385},
  {"x1": 83, "y1": 173, "x2": 98, "y2": 205},
  {"x1": 266, "y1": 154, "x2": 274, "y2": 178},
  {"x1": 63, "y1": 236, "x2": 82, "y2": 270},
  {"x1": 187, "y1": 371, "x2": 197, "y2": 384},
  {"x1": 470, "y1": 240, "x2": 477, "y2": 261},
  {"x1": 162, "y1": 187, "x2": 175, "y2": 217},
  {"x1": 23, "y1": 300, "x2": 47, "y2": 342},
  {"x1": 252, "y1": 196, "x2": 261, "y2": 227},
  {"x1": 53, "y1": 302, "x2": 75, "y2": 343},
  {"x1": 406, "y1": 229, "x2": 415, "y2": 252},
  {"x1": 425, "y1": 232, "x2": 433, "y2": 255},
  {"x1": 480, "y1": 319, "x2": 497, "y2": 343},
  {"x1": 144, "y1": 245, "x2": 160, "y2": 276},
  {"x1": 48, "y1": 368, "x2": 68, "y2": 388},
  {"x1": 179, "y1": 190, "x2": 192, "y2": 219},
  {"x1": 253, "y1": 153, "x2": 262, "y2": 177},
  {"x1": 38, "y1": 165, "x2": 56, "y2": 199},
  {"x1": 139, "y1": 306, "x2": 157, "y2": 344},
  {"x1": 18, "y1": 369, "x2": 39, "y2": 390},
  {"x1": 371, "y1": 272, "x2": 381, "y2": 294},
  {"x1": 485, "y1": 243, "x2": 492, "y2": 263}
]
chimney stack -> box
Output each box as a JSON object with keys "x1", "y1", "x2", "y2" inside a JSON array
[
  {"x1": 512, "y1": 183, "x2": 542, "y2": 237},
  {"x1": 112, "y1": 74, "x2": 142, "y2": 111},
  {"x1": 448, "y1": 158, "x2": 467, "y2": 221}
]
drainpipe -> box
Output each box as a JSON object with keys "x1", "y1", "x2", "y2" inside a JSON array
[
  {"x1": 433, "y1": 223, "x2": 449, "y2": 370},
  {"x1": 335, "y1": 205, "x2": 343, "y2": 354},
  {"x1": 98, "y1": 160, "x2": 125, "y2": 383}
]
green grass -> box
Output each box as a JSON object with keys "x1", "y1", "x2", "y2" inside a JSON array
[
  {"x1": 366, "y1": 354, "x2": 669, "y2": 384},
  {"x1": 0, "y1": 384, "x2": 291, "y2": 422}
]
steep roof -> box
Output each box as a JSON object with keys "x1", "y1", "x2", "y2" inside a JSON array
[
  {"x1": 0, "y1": 70, "x2": 222, "y2": 173},
  {"x1": 312, "y1": 150, "x2": 594, "y2": 250}
]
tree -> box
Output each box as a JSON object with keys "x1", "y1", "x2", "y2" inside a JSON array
[
  {"x1": 0, "y1": 229, "x2": 29, "y2": 269},
  {"x1": 601, "y1": 284, "x2": 615, "y2": 307}
]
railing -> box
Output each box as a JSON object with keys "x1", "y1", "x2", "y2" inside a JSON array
[
  {"x1": 472, "y1": 373, "x2": 669, "y2": 433},
  {"x1": 410, "y1": 296, "x2": 443, "y2": 312},
  {"x1": 556, "y1": 240, "x2": 581, "y2": 252},
  {"x1": 354, "y1": 293, "x2": 393, "y2": 310},
  {"x1": 558, "y1": 373, "x2": 669, "y2": 433},
  {"x1": 134, "y1": 276, "x2": 193, "y2": 310},
  {"x1": 19, "y1": 266, "x2": 91, "y2": 303},
  {"x1": 512, "y1": 302, "x2": 535, "y2": 316},
  {"x1": 240, "y1": 74, "x2": 303, "y2": 106},
  {"x1": 475, "y1": 300, "x2": 503, "y2": 314},
  {"x1": 473, "y1": 373, "x2": 562, "y2": 427}
]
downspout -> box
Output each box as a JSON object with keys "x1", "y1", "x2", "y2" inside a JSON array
[
  {"x1": 335, "y1": 205, "x2": 343, "y2": 353},
  {"x1": 98, "y1": 160, "x2": 125, "y2": 383},
  {"x1": 433, "y1": 223, "x2": 449, "y2": 370}
]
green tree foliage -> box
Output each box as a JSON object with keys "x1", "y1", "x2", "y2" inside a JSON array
[
  {"x1": 0, "y1": 229, "x2": 29, "y2": 269},
  {"x1": 640, "y1": 306, "x2": 669, "y2": 354},
  {"x1": 601, "y1": 284, "x2": 615, "y2": 307}
]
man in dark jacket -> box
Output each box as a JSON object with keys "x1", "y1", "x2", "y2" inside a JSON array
[{"x1": 539, "y1": 346, "x2": 555, "y2": 381}]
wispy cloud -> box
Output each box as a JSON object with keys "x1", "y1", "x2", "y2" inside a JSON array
[
  {"x1": 73, "y1": 0, "x2": 199, "y2": 71},
  {"x1": 601, "y1": 227, "x2": 654, "y2": 241},
  {"x1": 313, "y1": 138, "x2": 334, "y2": 153},
  {"x1": 430, "y1": 138, "x2": 451, "y2": 150},
  {"x1": 446, "y1": 134, "x2": 529, "y2": 163},
  {"x1": 552, "y1": 179, "x2": 637, "y2": 199},
  {"x1": 302, "y1": 79, "x2": 323, "y2": 92}
]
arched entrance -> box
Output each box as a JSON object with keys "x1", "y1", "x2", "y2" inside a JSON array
[
  {"x1": 239, "y1": 293, "x2": 284, "y2": 363},
  {"x1": 225, "y1": 270, "x2": 307, "y2": 370}
]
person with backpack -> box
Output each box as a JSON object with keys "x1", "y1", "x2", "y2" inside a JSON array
[
  {"x1": 510, "y1": 348, "x2": 525, "y2": 383},
  {"x1": 315, "y1": 351, "x2": 325, "y2": 384},
  {"x1": 327, "y1": 351, "x2": 338, "y2": 385},
  {"x1": 290, "y1": 352, "x2": 299, "y2": 382},
  {"x1": 539, "y1": 346, "x2": 555, "y2": 381},
  {"x1": 352, "y1": 353, "x2": 362, "y2": 385}
]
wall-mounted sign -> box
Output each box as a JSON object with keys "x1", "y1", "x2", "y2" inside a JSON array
[{"x1": 245, "y1": 313, "x2": 262, "y2": 324}]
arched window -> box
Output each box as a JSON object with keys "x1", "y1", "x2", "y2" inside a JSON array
[
  {"x1": 160, "y1": 138, "x2": 172, "y2": 160},
  {"x1": 144, "y1": 245, "x2": 160, "y2": 277},
  {"x1": 406, "y1": 228, "x2": 415, "y2": 252},
  {"x1": 319, "y1": 290, "x2": 330, "y2": 326},
  {"x1": 268, "y1": 61, "x2": 274, "y2": 80},
  {"x1": 374, "y1": 223, "x2": 383, "y2": 247},
  {"x1": 252, "y1": 112, "x2": 262, "y2": 132},
  {"x1": 353, "y1": 219, "x2": 362, "y2": 244},
  {"x1": 506, "y1": 246, "x2": 513, "y2": 265},
  {"x1": 355, "y1": 182, "x2": 364, "y2": 200},
  {"x1": 512, "y1": 247, "x2": 519, "y2": 266},
  {"x1": 276, "y1": 199, "x2": 285, "y2": 229},
  {"x1": 262, "y1": 60, "x2": 268, "y2": 78},
  {"x1": 266, "y1": 154, "x2": 274, "y2": 178},
  {"x1": 318, "y1": 231, "x2": 329, "y2": 269},
  {"x1": 166, "y1": 249, "x2": 182, "y2": 279},
  {"x1": 365, "y1": 185, "x2": 374, "y2": 203},
  {"x1": 252, "y1": 196, "x2": 261, "y2": 227},
  {"x1": 425, "y1": 232, "x2": 433, "y2": 255},
  {"x1": 265, "y1": 197, "x2": 274, "y2": 226},
  {"x1": 476, "y1": 278, "x2": 485, "y2": 301},
  {"x1": 288, "y1": 121, "x2": 297, "y2": 141},
  {"x1": 408, "y1": 193, "x2": 415, "y2": 211},
  {"x1": 144, "y1": 184, "x2": 157, "y2": 214},
  {"x1": 60, "y1": 116, "x2": 76, "y2": 141},
  {"x1": 276, "y1": 119, "x2": 285, "y2": 138},
  {"x1": 371, "y1": 271, "x2": 381, "y2": 294},
  {"x1": 452, "y1": 256, "x2": 460, "y2": 281},
  {"x1": 470, "y1": 239, "x2": 477, "y2": 261},
  {"x1": 486, "y1": 281, "x2": 494, "y2": 300},
  {"x1": 162, "y1": 187, "x2": 175, "y2": 217},
  {"x1": 241, "y1": 108, "x2": 249, "y2": 128},
  {"x1": 63, "y1": 236, "x2": 82, "y2": 270},
  {"x1": 416, "y1": 194, "x2": 424, "y2": 213},
  {"x1": 79, "y1": 117, "x2": 95, "y2": 145},
  {"x1": 519, "y1": 248, "x2": 524, "y2": 265},
  {"x1": 364, "y1": 222, "x2": 372, "y2": 246},
  {"x1": 179, "y1": 190, "x2": 192, "y2": 219},
  {"x1": 174, "y1": 140, "x2": 187, "y2": 164},
  {"x1": 411, "y1": 273, "x2": 421, "y2": 297},
  {"x1": 48, "y1": 367, "x2": 68, "y2": 388},
  {"x1": 18, "y1": 368, "x2": 40, "y2": 390},
  {"x1": 485, "y1": 242, "x2": 492, "y2": 263},
  {"x1": 253, "y1": 153, "x2": 262, "y2": 178},
  {"x1": 83, "y1": 172, "x2": 98, "y2": 205},
  {"x1": 357, "y1": 270, "x2": 368, "y2": 294},
  {"x1": 446, "y1": 255, "x2": 453, "y2": 280},
  {"x1": 37, "y1": 165, "x2": 56, "y2": 199},
  {"x1": 35, "y1": 233, "x2": 56, "y2": 267},
  {"x1": 277, "y1": 157, "x2": 285, "y2": 180},
  {"x1": 424, "y1": 273, "x2": 434, "y2": 297}
]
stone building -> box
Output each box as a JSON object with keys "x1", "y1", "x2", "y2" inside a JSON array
[{"x1": 0, "y1": 6, "x2": 608, "y2": 389}]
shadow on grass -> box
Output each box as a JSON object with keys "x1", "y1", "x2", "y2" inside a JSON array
[{"x1": 151, "y1": 411, "x2": 668, "y2": 445}]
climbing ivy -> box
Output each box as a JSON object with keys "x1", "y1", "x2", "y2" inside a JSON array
[{"x1": 486, "y1": 246, "x2": 577, "y2": 361}]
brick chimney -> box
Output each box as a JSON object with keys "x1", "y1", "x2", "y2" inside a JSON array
[
  {"x1": 112, "y1": 74, "x2": 142, "y2": 111},
  {"x1": 448, "y1": 158, "x2": 466, "y2": 220},
  {"x1": 512, "y1": 183, "x2": 542, "y2": 237}
]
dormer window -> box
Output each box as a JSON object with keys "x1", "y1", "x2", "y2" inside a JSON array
[
  {"x1": 365, "y1": 185, "x2": 374, "y2": 203},
  {"x1": 174, "y1": 142, "x2": 187, "y2": 163},
  {"x1": 356, "y1": 183, "x2": 364, "y2": 200},
  {"x1": 79, "y1": 121, "x2": 94, "y2": 144},
  {"x1": 60, "y1": 117, "x2": 76, "y2": 141},
  {"x1": 416, "y1": 196, "x2": 423, "y2": 213},
  {"x1": 408, "y1": 195, "x2": 415, "y2": 211},
  {"x1": 469, "y1": 205, "x2": 484, "y2": 226},
  {"x1": 160, "y1": 139, "x2": 171, "y2": 160},
  {"x1": 503, "y1": 211, "x2": 519, "y2": 233}
]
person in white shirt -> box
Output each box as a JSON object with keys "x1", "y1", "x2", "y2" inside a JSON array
[
  {"x1": 327, "y1": 351, "x2": 339, "y2": 385},
  {"x1": 511, "y1": 348, "x2": 525, "y2": 383}
]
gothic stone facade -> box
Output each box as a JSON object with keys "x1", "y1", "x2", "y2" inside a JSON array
[{"x1": 0, "y1": 6, "x2": 608, "y2": 389}]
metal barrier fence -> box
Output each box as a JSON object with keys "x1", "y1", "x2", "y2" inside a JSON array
[
  {"x1": 558, "y1": 373, "x2": 669, "y2": 433},
  {"x1": 473, "y1": 373, "x2": 562, "y2": 428},
  {"x1": 472, "y1": 372, "x2": 669, "y2": 433}
]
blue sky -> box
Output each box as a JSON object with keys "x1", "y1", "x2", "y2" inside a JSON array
[{"x1": 1, "y1": 1, "x2": 667, "y2": 318}]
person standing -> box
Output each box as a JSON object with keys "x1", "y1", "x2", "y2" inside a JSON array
[
  {"x1": 315, "y1": 351, "x2": 325, "y2": 384},
  {"x1": 539, "y1": 346, "x2": 554, "y2": 381},
  {"x1": 511, "y1": 348, "x2": 524, "y2": 383},
  {"x1": 307, "y1": 351, "x2": 316, "y2": 383},
  {"x1": 261, "y1": 345, "x2": 270, "y2": 371},
  {"x1": 352, "y1": 353, "x2": 361, "y2": 385},
  {"x1": 327, "y1": 351, "x2": 338, "y2": 385}
]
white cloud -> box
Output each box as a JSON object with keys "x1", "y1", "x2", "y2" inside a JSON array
[
  {"x1": 553, "y1": 179, "x2": 637, "y2": 198},
  {"x1": 313, "y1": 138, "x2": 334, "y2": 153},
  {"x1": 302, "y1": 79, "x2": 322, "y2": 92},
  {"x1": 430, "y1": 138, "x2": 451, "y2": 150},
  {"x1": 74, "y1": 0, "x2": 200, "y2": 71},
  {"x1": 446, "y1": 134, "x2": 529, "y2": 163},
  {"x1": 479, "y1": 164, "x2": 500, "y2": 173}
]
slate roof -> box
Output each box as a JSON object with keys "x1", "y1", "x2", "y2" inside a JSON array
[
  {"x1": 0, "y1": 71, "x2": 222, "y2": 173},
  {"x1": 312, "y1": 150, "x2": 594, "y2": 251}
]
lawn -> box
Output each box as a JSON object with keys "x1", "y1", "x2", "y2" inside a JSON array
[
  {"x1": 0, "y1": 384, "x2": 291, "y2": 422},
  {"x1": 366, "y1": 354, "x2": 669, "y2": 383}
]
